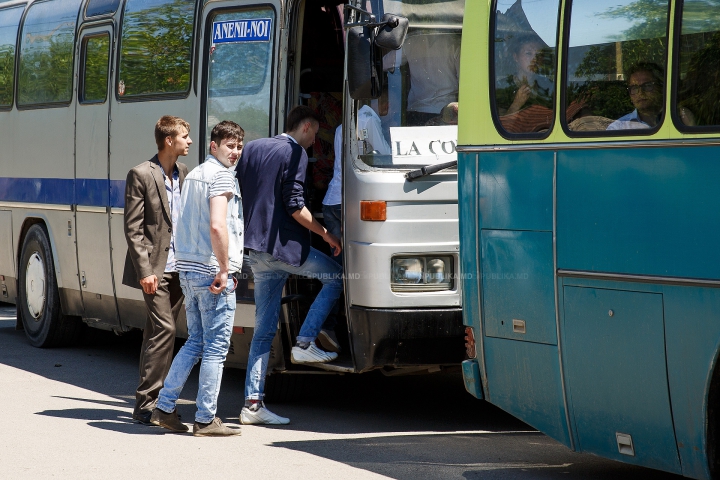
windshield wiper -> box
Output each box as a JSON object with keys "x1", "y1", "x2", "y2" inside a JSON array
[{"x1": 404, "y1": 160, "x2": 458, "y2": 182}]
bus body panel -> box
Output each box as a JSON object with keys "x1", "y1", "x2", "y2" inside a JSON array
[
  {"x1": 483, "y1": 336, "x2": 571, "y2": 447},
  {"x1": 557, "y1": 146, "x2": 720, "y2": 280},
  {"x1": 562, "y1": 285, "x2": 681, "y2": 473}
]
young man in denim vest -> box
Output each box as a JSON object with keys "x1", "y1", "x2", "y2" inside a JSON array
[
  {"x1": 151, "y1": 121, "x2": 244, "y2": 437},
  {"x1": 236, "y1": 106, "x2": 343, "y2": 425}
]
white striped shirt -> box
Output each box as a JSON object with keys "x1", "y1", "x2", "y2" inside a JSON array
[{"x1": 176, "y1": 167, "x2": 237, "y2": 276}]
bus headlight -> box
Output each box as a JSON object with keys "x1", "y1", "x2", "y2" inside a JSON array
[{"x1": 391, "y1": 255, "x2": 453, "y2": 292}]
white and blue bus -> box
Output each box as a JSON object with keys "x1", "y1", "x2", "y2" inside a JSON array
[{"x1": 0, "y1": 0, "x2": 465, "y2": 376}]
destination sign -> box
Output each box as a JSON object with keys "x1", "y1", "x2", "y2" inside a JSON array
[
  {"x1": 390, "y1": 126, "x2": 458, "y2": 165},
  {"x1": 212, "y1": 18, "x2": 273, "y2": 44}
]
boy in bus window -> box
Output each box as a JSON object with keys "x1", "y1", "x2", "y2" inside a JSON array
[
  {"x1": 151, "y1": 121, "x2": 244, "y2": 437},
  {"x1": 496, "y1": 34, "x2": 554, "y2": 133},
  {"x1": 607, "y1": 63, "x2": 675, "y2": 130},
  {"x1": 122, "y1": 116, "x2": 190, "y2": 426}
]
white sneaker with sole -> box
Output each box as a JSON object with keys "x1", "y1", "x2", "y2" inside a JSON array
[
  {"x1": 317, "y1": 329, "x2": 341, "y2": 353},
  {"x1": 291, "y1": 343, "x2": 338, "y2": 364},
  {"x1": 240, "y1": 405, "x2": 290, "y2": 425}
]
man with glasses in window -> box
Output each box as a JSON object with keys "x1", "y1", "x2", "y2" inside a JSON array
[{"x1": 607, "y1": 62, "x2": 669, "y2": 130}]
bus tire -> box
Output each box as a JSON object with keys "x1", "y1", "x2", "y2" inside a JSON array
[{"x1": 18, "y1": 224, "x2": 80, "y2": 347}]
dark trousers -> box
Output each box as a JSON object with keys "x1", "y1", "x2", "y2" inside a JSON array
[{"x1": 134, "y1": 272, "x2": 184, "y2": 415}]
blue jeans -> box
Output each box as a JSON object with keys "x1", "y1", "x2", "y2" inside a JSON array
[
  {"x1": 322, "y1": 204, "x2": 342, "y2": 266},
  {"x1": 321, "y1": 204, "x2": 342, "y2": 331},
  {"x1": 156, "y1": 271, "x2": 236, "y2": 423},
  {"x1": 244, "y1": 248, "x2": 343, "y2": 400}
]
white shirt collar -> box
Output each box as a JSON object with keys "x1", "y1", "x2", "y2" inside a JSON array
[{"x1": 281, "y1": 133, "x2": 299, "y2": 144}]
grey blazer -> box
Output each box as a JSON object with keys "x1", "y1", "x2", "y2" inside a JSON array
[{"x1": 122, "y1": 155, "x2": 188, "y2": 289}]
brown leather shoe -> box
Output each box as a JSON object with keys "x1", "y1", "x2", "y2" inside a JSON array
[
  {"x1": 150, "y1": 408, "x2": 188, "y2": 433},
  {"x1": 193, "y1": 417, "x2": 241, "y2": 437}
]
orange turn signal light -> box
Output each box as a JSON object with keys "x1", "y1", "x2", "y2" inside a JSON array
[{"x1": 360, "y1": 201, "x2": 387, "y2": 221}]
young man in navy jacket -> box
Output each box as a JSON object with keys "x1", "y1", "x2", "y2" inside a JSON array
[{"x1": 236, "y1": 106, "x2": 342, "y2": 425}]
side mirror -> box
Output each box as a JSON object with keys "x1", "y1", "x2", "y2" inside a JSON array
[
  {"x1": 375, "y1": 14, "x2": 409, "y2": 50},
  {"x1": 348, "y1": 26, "x2": 381, "y2": 99},
  {"x1": 346, "y1": 12, "x2": 409, "y2": 100}
]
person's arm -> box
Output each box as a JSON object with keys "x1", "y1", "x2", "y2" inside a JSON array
[
  {"x1": 291, "y1": 207, "x2": 341, "y2": 255},
  {"x1": 208, "y1": 192, "x2": 231, "y2": 293},
  {"x1": 124, "y1": 168, "x2": 158, "y2": 295},
  {"x1": 283, "y1": 144, "x2": 341, "y2": 255}
]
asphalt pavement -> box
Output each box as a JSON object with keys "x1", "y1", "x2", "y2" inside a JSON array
[{"x1": 0, "y1": 302, "x2": 684, "y2": 479}]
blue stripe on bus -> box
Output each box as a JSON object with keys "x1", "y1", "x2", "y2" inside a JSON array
[{"x1": 0, "y1": 177, "x2": 126, "y2": 208}]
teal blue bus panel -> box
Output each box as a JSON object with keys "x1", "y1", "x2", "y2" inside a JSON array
[
  {"x1": 459, "y1": 152, "x2": 482, "y2": 333},
  {"x1": 556, "y1": 146, "x2": 720, "y2": 279},
  {"x1": 484, "y1": 336, "x2": 571, "y2": 447},
  {"x1": 662, "y1": 286, "x2": 720, "y2": 479},
  {"x1": 481, "y1": 229, "x2": 557, "y2": 345},
  {"x1": 562, "y1": 286, "x2": 681, "y2": 474},
  {"x1": 478, "y1": 150, "x2": 554, "y2": 232}
]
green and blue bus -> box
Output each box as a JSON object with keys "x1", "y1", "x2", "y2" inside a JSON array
[{"x1": 458, "y1": 0, "x2": 720, "y2": 477}]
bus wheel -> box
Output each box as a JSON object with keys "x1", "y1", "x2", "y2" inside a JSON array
[{"x1": 18, "y1": 224, "x2": 79, "y2": 347}]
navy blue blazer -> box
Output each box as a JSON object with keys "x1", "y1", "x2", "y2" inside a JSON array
[{"x1": 236, "y1": 135, "x2": 310, "y2": 267}]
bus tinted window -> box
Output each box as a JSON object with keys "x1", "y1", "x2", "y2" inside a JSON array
[
  {"x1": 564, "y1": 0, "x2": 670, "y2": 133},
  {"x1": 81, "y1": 34, "x2": 109, "y2": 103},
  {"x1": 206, "y1": 9, "x2": 274, "y2": 142},
  {"x1": 675, "y1": 0, "x2": 720, "y2": 129},
  {"x1": 85, "y1": 0, "x2": 121, "y2": 18},
  {"x1": 492, "y1": 0, "x2": 560, "y2": 136},
  {"x1": 0, "y1": 6, "x2": 23, "y2": 108},
  {"x1": 354, "y1": 0, "x2": 464, "y2": 169},
  {"x1": 118, "y1": 0, "x2": 195, "y2": 98},
  {"x1": 18, "y1": 0, "x2": 81, "y2": 106}
]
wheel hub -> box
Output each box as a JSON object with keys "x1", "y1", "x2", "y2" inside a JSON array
[{"x1": 25, "y1": 252, "x2": 46, "y2": 320}]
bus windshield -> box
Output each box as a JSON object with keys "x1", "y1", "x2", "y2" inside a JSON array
[{"x1": 355, "y1": 0, "x2": 464, "y2": 169}]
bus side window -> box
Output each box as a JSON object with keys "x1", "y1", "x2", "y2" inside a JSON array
[
  {"x1": 492, "y1": 0, "x2": 561, "y2": 137},
  {"x1": 674, "y1": 0, "x2": 720, "y2": 129},
  {"x1": 17, "y1": 0, "x2": 82, "y2": 107},
  {"x1": 118, "y1": 0, "x2": 195, "y2": 98},
  {"x1": 80, "y1": 35, "x2": 110, "y2": 104},
  {"x1": 0, "y1": 6, "x2": 23, "y2": 108},
  {"x1": 564, "y1": 0, "x2": 670, "y2": 134}
]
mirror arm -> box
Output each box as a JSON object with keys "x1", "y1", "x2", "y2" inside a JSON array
[{"x1": 343, "y1": 4, "x2": 375, "y2": 28}]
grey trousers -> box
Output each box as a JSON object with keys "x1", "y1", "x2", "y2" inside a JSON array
[{"x1": 134, "y1": 272, "x2": 184, "y2": 415}]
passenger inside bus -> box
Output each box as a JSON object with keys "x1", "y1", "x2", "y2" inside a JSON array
[
  {"x1": 607, "y1": 63, "x2": 669, "y2": 130},
  {"x1": 403, "y1": 32, "x2": 461, "y2": 126},
  {"x1": 496, "y1": 35, "x2": 553, "y2": 115}
]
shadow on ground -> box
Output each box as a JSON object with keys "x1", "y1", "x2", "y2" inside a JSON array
[{"x1": 0, "y1": 303, "x2": 685, "y2": 479}]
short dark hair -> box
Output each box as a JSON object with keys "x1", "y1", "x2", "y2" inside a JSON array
[
  {"x1": 155, "y1": 116, "x2": 190, "y2": 151},
  {"x1": 286, "y1": 105, "x2": 321, "y2": 132},
  {"x1": 627, "y1": 62, "x2": 664, "y2": 85},
  {"x1": 210, "y1": 120, "x2": 244, "y2": 149}
]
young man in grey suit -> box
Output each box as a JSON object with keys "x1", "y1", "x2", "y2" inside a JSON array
[{"x1": 122, "y1": 116, "x2": 192, "y2": 424}]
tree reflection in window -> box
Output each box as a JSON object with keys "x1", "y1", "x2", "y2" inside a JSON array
[
  {"x1": 564, "y1": 0, "x2": 670, "y2": 132},
  {"x1": 18, "y1": 0, "x2": 81, "y2": 106},
  {"x1": 676, "y1": 0, "x2": 720, "y2": 127},
  {"x1": 118, "y1": 0, "x2": 195, "y2": 97},
  {"x1": 82, "y1": 35, "x2": 109, "y2": 103},
  {"x1": 0, "y1": 6, "x2": 23, "y2": 107}
]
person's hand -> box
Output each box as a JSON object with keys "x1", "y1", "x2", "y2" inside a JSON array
[
  {"x1": 323, "y1": 232, "x2": 342, "y2": 256},
  {"x1": 208, "y1": 272, "x2": 227, "y2": 295},
  {"x1": 209, "y1": 271, "x2": 228, "y2": 294},
  {"x1": 508, "y1": 85, "x2": 532, "y2": 114},
  {"x1": 679, "y1": 106, "x2": 696, "y2": 126},
  {"x1": 139, "y1": 275, "x2": 158, "y2": 295}
]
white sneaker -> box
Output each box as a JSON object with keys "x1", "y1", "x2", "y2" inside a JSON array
[
  {"x1": 240, "y1": 405, "x2": 290, "y2": 425},
  {"x1": 291, "y1": 343, "x2": 338, "y2": 364}
]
